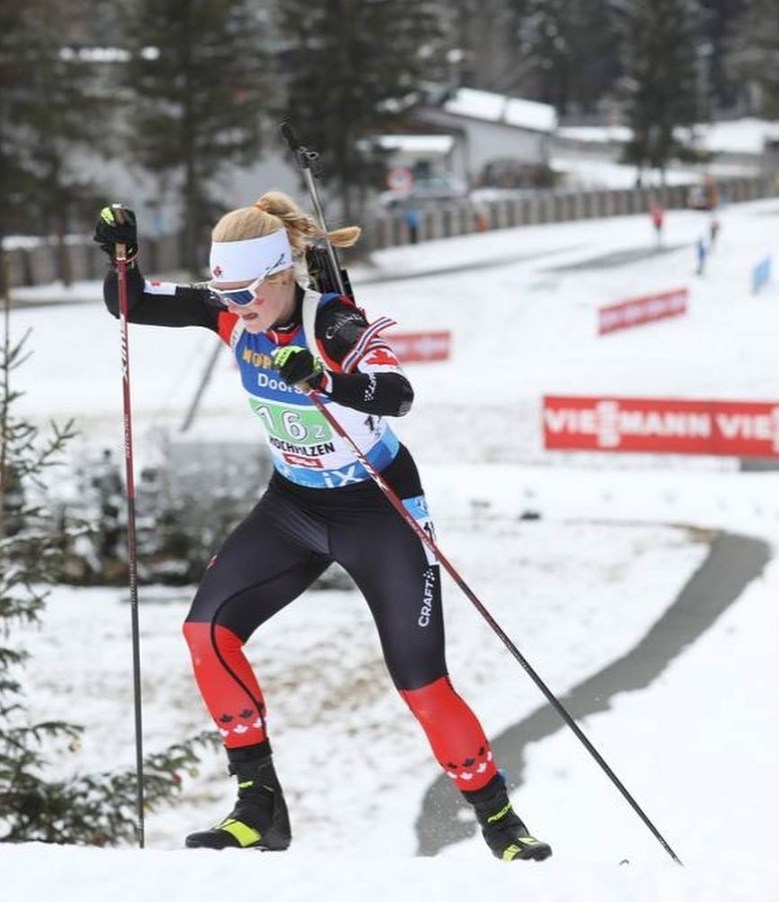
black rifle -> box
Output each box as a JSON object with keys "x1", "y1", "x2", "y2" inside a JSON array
[{"x1": 279, "y1": 120, "x2": 355, "y2": 301}]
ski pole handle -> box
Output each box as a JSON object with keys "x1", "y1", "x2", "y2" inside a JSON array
[{"x1": 112, "y1": 204, "x2": 128, "y2": 263}]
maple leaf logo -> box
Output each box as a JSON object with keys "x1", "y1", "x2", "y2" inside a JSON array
[{"x1": 365, "y1": 348, "x2": 398, "y2": 367}]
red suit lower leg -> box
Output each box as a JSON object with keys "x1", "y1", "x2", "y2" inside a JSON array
[
  {"x1": 183, "y1": 622, "x2": 268, "y2": 749},
  {"x1": 400, "y1": 675, "x2": 498, "y2": 792}
]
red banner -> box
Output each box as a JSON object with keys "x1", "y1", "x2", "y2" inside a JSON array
[
  {"x1": 386, "y1": 331, "x2": 451, "y2": 363},
  {"x1": 598, "y1": 288, "x2": 688, "y2": 335},
  {"x1": 543, "y1": 395, "x2": 779, "y2": 457}
]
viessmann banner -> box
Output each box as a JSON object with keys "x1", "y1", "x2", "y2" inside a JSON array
[{"x1": 543, "y1": 395, "x2": 779, "y2": 457}]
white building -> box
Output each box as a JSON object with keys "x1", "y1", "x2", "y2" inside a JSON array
[{"x1": 412, "y1": 87, "x2": 558, "y2": 187}]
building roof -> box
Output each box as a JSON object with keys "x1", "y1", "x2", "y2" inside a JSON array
[
  {"x1": 370, "y1": 134, "x2": 455, "y2": 155},
  {"x1": 440, "y1": 87, "x2": 557, "y2": 134}
]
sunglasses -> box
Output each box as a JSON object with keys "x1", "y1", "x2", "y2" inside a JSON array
[
  {"x1": 209, "y1": 253, "x2": 287, "y2": 307},
  {"x1": 210, "y1": 274, "x2": 263, "y2": 307}
]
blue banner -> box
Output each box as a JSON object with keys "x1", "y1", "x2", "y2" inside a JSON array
[{"x1": 752, "y1": 256, "x2": 772, "y2": 295}]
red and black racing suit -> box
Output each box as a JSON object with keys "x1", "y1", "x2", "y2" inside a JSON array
[{"x1": 103, "y1": 265, "x2": 498, "y2": 792}]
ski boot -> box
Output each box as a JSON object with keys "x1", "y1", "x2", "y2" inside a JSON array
[
  {"x1": 464, "y1": 773, "x2": 552, "y2": 862},
  {"x1": 185, "y1": 743, "x2": 291, "y2": 851}
]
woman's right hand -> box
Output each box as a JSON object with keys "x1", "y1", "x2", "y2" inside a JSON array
[{"x1": 93, "y1": 205, "x2": 139, "y2": 262}]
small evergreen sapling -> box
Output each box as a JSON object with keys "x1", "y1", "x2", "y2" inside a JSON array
[{"x1": 0, "y1": 322, "x2": 217, "y2": 845}]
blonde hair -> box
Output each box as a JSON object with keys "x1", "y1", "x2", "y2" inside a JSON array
[{"x1": 211, "y1": 191, "x2": 361, "y2": 258}]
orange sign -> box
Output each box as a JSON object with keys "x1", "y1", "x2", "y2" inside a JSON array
[
  {"x1": 598, "y1": 288, "x2": 688, "y2": 335},
  {"x1": 386, "y1": 331, "x2": 451, "y2": 363}
]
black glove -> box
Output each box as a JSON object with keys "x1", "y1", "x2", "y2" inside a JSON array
[
  {"x1": 93, "y1": 204, "x2": 138, "y2": 262},
  {"x1": 272, "y1": 346, "x2": 325, "y2": 391}
]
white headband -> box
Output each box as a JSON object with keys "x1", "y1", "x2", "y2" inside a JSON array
[{"x1": 209, "y1": 230, "x2": 293, "y2": 282}]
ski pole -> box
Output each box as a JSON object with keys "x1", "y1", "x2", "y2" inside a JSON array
[
  {"x1": 279, "y1": 123, "x2": 683, "y2": 866},
  {"x1": 309, "y1": 391, "x2": 682, "y2": 865},
  {"x1": 113, "y1": 205, "x2": 145, "y2": 848}
]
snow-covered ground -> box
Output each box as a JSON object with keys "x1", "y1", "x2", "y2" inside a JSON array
[
  {"x1": 3, "y1": 195, "x2": 779, "y2": 900},
  {"x1": 553, "y1": 116, "x2": 778, "y2": 188},
  {"x1": 558, "y1": 115, "x2": 779, "y2": 156}
]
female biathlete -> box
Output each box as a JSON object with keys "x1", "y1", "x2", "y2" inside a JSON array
[{"x1": 94, "y1": 194, "x2": 551, "y2": 863}]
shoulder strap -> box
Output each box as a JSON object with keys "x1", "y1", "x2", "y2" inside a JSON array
[
  {"x1": 301, "y1": 288, "x2": 321, "y2": 358},
  {"x1": 302, "y1": 288, "x2": 346, "y2": 359}
]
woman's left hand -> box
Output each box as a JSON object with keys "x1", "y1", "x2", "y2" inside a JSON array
[{"x1": 272, "y1": 346, "x2": 325, "y2": 391}]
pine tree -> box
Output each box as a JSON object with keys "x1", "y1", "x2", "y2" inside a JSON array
[
  {"x1": 728, "y1": 0, "x2": 779, "y2": 118},
  {"x1": 615, "y1": 0, "x2": 702, "y2": 175},
  {"x1": 510, "y1": 0, "x2": 621, "y2": 115},
  {"x1": 0, "y1": 316, "x2": 218, "y2": 845},
  {"x1": 699, "y1": 0, "x2": 747, "y2": 114},
  {"x1": 0, "y1": 2, "x2": 109, "y2": 288},
  {"x1": 120, "y1": 0, "x2": 271, "y2": 275},
  {"x1": 274, "y1": 0, "x2": 448, "y2": 220},
  {"x1": 518, "y1": 0, "x2": 572, "y2": 111},
  {"x1": 434, "y1": 0, "x2": 517, "y2": 92}
]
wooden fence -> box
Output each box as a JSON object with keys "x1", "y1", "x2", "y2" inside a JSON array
[{"x1": 6, "y1": 175, "x2": 776, "y2": 288}]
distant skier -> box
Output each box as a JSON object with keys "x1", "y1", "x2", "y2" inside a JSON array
[
  {"x1": 696, "y1": 236, "x2": 708, "y2": 276},
  {"x1": 403, "y1": 206, "x2": 421, "y2": 244},
  {"x1": 709, "y1": 215, "x2": 721, "y2": 250},
  {"x1": 93, "y1": 198, "x2": 552, "y2": 863},
  {"x1": 650, "y1": 201, "x2": 665, "y2": 248}
]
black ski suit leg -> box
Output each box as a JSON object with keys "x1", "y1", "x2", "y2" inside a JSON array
[
  {"x1": 183, "y1": 484, "x2": 331, "y2": 748},
  {"x1": 330, "y1": 492, "x2": 499, "y2": 792}
]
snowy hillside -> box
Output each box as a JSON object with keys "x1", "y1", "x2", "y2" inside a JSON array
[{"x1": 3, "y1": 195, "x2": 779, "y2": 901}]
